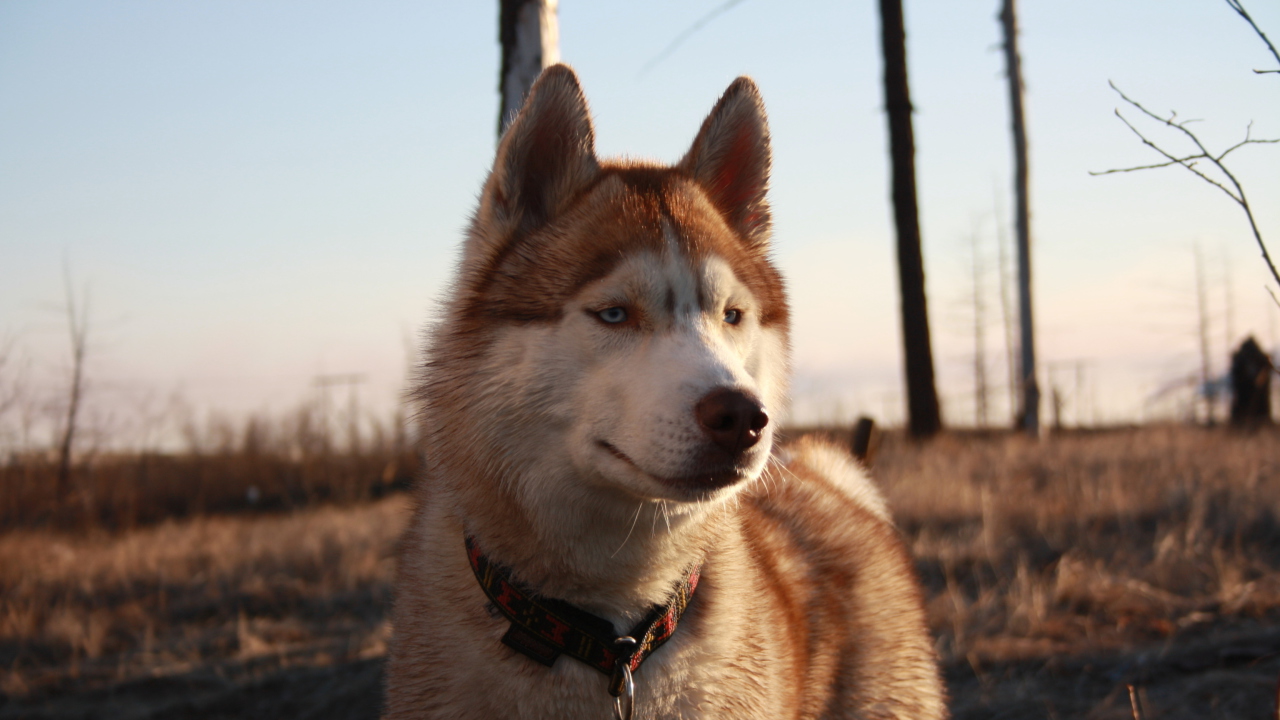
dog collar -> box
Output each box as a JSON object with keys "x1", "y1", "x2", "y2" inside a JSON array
[{"x1": 464, "y1": 535, "x2": 701, "y2": 699}]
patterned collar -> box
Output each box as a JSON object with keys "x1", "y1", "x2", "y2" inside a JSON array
[{"x1": 464, "y1": 535, "x2": 702, "y2": 698}]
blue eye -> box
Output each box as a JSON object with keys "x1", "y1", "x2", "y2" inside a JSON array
[
  {"x1": 724, "y1": 308, "x2": 742, "y2": 325},
  {"x1": 597, "y1": 307, "x2": 628, "y2": 324}
]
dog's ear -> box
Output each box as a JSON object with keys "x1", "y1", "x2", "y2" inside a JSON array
[
  {"x1": 679, "y1": 77, "x2": 772, "y2": 249},
  {"x1": 475, "y1": 65, "x2": 599, "y2": 255}
]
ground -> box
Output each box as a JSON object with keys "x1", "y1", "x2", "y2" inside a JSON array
[{"x1": 3, "y1": 426, "x2": 1279, "y2": 719}]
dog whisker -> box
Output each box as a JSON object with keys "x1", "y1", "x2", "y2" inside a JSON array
[{"x1": 611, "y1": 501, "x2": 646, "y2": 558}]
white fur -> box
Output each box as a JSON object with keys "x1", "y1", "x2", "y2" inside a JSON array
[{"x1": 785, "y1": 442, "x2": 891, "y2": 524}]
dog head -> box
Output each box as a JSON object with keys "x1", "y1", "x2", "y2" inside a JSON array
[{"x1": 424, "y1": 65, "x2": 789, "y2": 510}]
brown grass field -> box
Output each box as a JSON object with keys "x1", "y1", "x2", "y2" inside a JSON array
[{"x1": 3, "y1": 425, "x2": 1280, "y2": 719}]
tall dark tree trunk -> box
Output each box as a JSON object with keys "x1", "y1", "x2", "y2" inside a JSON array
[
  {"x1": 1000, "y1": 0, "x2": 1039, "y2": 435},
  {"x1": 877, "y1": 0, "x2": 941, "y2": 439},
  {"x1": 498, "y1": 0, "x2": 560, "y2": 137}
]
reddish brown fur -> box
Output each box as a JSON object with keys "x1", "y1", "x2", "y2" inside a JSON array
[
  {"x1": 458, "y1": 166, "x2": 788, "y2": 331},
  {"x1": 386, "y1": 65, "x2": 946, "y2": 719}
]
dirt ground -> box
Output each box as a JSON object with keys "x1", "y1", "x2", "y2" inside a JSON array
[{"x1": 7, "y1": 626, "x2": 1280, "y2": 719}]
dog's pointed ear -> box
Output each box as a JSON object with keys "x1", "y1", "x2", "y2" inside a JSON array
[
  {"x1": 476, "y1": 65, "x2": 599, "y2": 253},
  {"x1": 679, "y1": 77, "x2": 772, "y2": 248}
]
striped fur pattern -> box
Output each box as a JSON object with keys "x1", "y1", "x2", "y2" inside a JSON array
[{"x1": 384, "y1": 65, "x2": 947, "y2": 719}]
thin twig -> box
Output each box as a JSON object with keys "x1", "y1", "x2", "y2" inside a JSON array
[
  {"x1": 1092, "y1": 82, "x2": 1280, "y2": 295},
  {"x1": 1127, "y1": 684, "x2": 1144, "y2": 720},
  {"x1": 639, "y1": 0, "x2": 749, "y2": 76},
  {"x1": 1225, "y1": 0, "x2": 1280, "y2": 73}
]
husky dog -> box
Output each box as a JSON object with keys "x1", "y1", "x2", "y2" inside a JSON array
[{"x1": 384, "y1": 65, "x2": 946, "y2": 720}]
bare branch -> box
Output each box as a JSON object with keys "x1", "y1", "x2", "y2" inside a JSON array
[
  {"x1": 1107, "y1": 101, "x2": 1244, "y2": 203},
  {"x1": 1089, "y1": 158, "x2": 1194, "y2": 175},
  {"x1": 1216, "y1": 122, "x2": 1280, "y2": 163},
  {"x1": 1094, "y1": 82, "x2": 1280, "y2": 295},
  {"x1": 640, "y1": 0, "x2": 749, "y2": 75},
  {"x1": 1111, "y1": 84, "x2": 1221, "y2": 167},
  {"x1": 1225, "y1": 0, "x2": 1280, "y2": 73}
]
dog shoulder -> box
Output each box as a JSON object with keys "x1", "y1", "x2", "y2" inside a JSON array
[
  {"x1": 738, "y1": 437, "x2": 949, "y2": 718},
  {"x1": 776, "y1": 435, "x2": 892, "y2": 524}
]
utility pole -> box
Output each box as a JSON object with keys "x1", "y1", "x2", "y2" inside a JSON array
[
  {"x1": 999, "y1": 0, "x2": 1039, "y2": 436},
  {"x1": 313, "y1": 373, "x2": 366, "y2": 454},
  {"x1": 878, "y1": 0, "x2": 942, "y2": 438},
  {"x1": 498, "y1": 0, "x2": 560, "y2": 137}
]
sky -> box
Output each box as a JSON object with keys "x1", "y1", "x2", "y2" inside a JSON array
[{"x1": 2, "y1": 0, "x2": 1278, "y2": 446}]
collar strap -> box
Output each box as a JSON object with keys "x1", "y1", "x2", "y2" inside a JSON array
[{"x1": 465, "y1": 536, "x2": 701, "y2": 697}]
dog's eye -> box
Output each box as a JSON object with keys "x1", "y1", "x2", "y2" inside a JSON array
[
  {"x1": 724, "y1": 308, "x2": 742, "y2": 325},
  {"x1": 597, "y1": 307, "x2": 628, "y2": 324}
]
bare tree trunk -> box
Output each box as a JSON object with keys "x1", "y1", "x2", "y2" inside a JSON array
[
  {"x1": 56, "y1": 264, "x2": 89, "y2": 502},
  {"x1": 877, "y1": 0, "x2": 942, "y2": 439},
  {"x1": 1195, "y1": 244, "x2": 1216, "y2": 425},
  {"x1": 1074, "y1": 361, "x2": 1085, "y2": 427},
  {"x1": 1222, "y1": 247, "x2": 1235, "y2": 351},
  {"x1": 498, "y1": 0, "x2": 560, "y2": 137},
  {"x1": 971, "y1": 229, "x2": 989, "y2": 428},
  {"x1": 995, "y1": 190, "x2": 1019, "y2": 425},
  {"x1": 999, "y1": 0, "x2": 1039, "y2": 436}
]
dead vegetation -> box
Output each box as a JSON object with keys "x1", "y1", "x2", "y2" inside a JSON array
[
  {"x1": 871, "y1": 425, "x2": 1280, "y2": 719},
  {"x1": 0, "y1": 496, "x2": 407, "y2": 719},
  {"x1": 0, "y1": 407, "x2": 419, "y2": 531},
  {"x1": 2, "y1": 425, "x2": 1279, "y2": 718}
]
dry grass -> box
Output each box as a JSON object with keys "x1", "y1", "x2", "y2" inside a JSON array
[
  {"x1": 0, "y1": 496, "x2": 409, "y2": 719},
  {"x1": 2, "y1": 425, "x2": 1280, "y2": 719},
  {"x1": 868, "y1": 425, "x2": 1280, "y2": 719},
  {"x1": 1, "y1": 427, "x2": 419, "y2": 531}
]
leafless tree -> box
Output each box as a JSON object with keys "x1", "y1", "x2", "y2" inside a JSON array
[
  {"x1": 999, "y1": 0, "x2": 1040, "y2": 436},
  {"x1": 1223, "y1": 247, "x2": 1237, "y2": 350},
  {"x1": 1195, "y1": 244, "x2": 1218, "y2": 425},
  {"x1": 994, "y1": 191, "x2": 1020, "y2": 425},
  {"x1": 878, "y1": 0, "x2": 942, "y2": 438},
  {"x1": 1224, "y1": 0, "x2": 1280, "y2": 75},
  {"x1": 0, "y1": 339, "x2": 17, "y2": 418},
  {"x1": 56, "y1": 263, "x2": 91, "y2": 502},
  {"x1": 1094, "y1": 83, "x2": 1279, "y2": 296},
  {"x1": 1094, "y1": 0, "x2": 1280, "y2": 300},
  {"x1": 498, "y1": 0, "x2": 560, "y2": 136},
  {"x1": 968, "y1": 226, "x2": 991, "y2": 428},
  {"x1": 0, "y1": 337, "x2": 24, "y2": 456}
]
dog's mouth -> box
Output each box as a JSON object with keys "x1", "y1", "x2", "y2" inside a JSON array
[{"x1": 598, "y1": 440, "x2": 747, "y2": 493}]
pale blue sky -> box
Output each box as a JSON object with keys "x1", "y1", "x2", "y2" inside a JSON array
[{"x1": 2, "y1": 1, "x2": 1278, "y2": 438}]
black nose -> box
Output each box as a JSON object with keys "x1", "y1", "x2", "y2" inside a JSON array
[{"x1": 695, "y1": 388, "x2": 769, "y2": 456}]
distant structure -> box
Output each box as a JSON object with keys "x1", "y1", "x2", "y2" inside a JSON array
[{"x1": 1229, "y1": 336, "x2": 1273, "y2": 426}]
